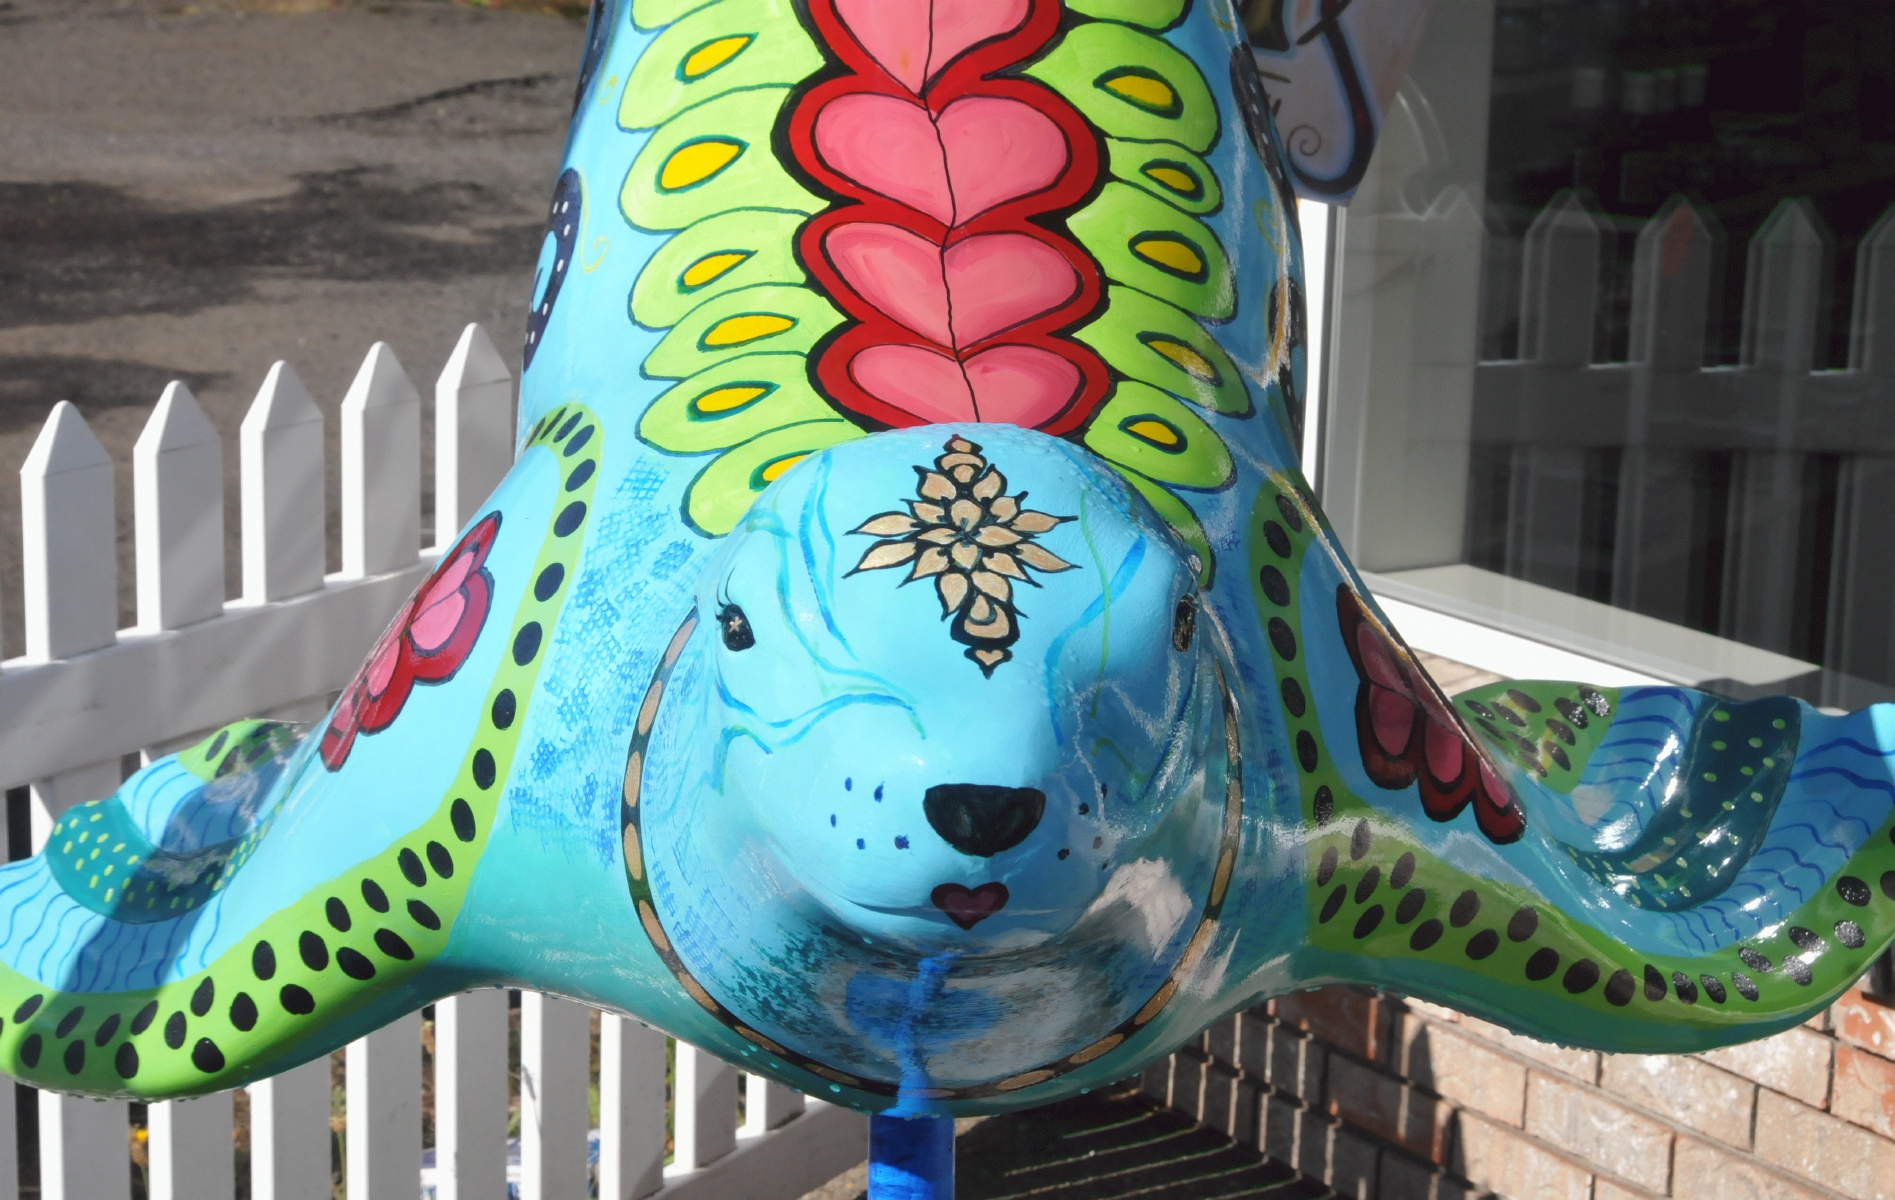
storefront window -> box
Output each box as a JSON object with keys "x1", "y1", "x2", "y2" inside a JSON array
[{"x1": 1315, "y1": 0, "x2": 1895, "y2": 706}]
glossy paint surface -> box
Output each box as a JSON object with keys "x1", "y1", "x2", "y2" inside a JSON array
[{"x1": 1, "y1": 0, "x2": 1894, "y2": 1122}]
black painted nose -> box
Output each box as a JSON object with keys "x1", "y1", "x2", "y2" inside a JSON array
[{"x1": 923, "y1": 785, "x2": 1046, "y2": 858}]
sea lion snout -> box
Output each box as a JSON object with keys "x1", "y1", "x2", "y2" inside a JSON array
[{"x1": 922, "y1": 784, "x2": 1046, "y2": 857}]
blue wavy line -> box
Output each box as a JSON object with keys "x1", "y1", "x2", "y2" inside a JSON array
[
  {"x1": 1788, "y1": 765, "x2": 1895, "y2": 802},
  {"x1": 1803, "y1": 737, "x2": 1895, "y2": 760}
]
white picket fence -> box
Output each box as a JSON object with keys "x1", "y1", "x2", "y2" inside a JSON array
[
  {"x1": 0, "y1": 326, "x2": 865, "y2": 1199},
  {"x1": 1469, "y1": 192, "x2": 1895, "y2": 705}
]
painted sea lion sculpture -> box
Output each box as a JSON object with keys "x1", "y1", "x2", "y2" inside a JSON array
[{"x1": 7, "y1": 0, "x2": 1895, "y2": 1129}]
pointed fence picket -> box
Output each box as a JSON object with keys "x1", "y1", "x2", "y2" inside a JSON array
[
  {"x1": 0, "y1": 329, "x2": 867, "y2": 1199},
  {"x1": 1472, "y1": 192, "x2": 1895, "y2": 704}
]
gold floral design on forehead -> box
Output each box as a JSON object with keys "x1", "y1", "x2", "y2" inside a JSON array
[{"x1": 847, "y1": 437, "x2": 1077, "y2": 676}]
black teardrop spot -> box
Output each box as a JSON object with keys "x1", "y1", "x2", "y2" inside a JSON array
[
  {"x1": 1354, "y1": 865, "x2": 1381, "y2": 905},
  {"x1": 408, "y1": 900, "x2": 442, "y2": 931},
  {"x1": 165, "y1": 1011, "x2": 187, "y2": 1050},
  {"x1": 374, "y1": 930, "x2": 415, "y2": 961},
  {"x1": 513, "y1": 623, "x2": 543, "y2": 667},
  {"x1": 1296, "y1": 731, "x2": 1318, "y2": 772},
  {"x1": 252, "y1": 941, "x2": 277, "y2": 981},
  {"x1": 131, "y1": 1001, "x2": 159, "y2": 1034},
  {"x1": 554, "y1": 502, "x2": 586, "y2": 538},
  {"x1": 1316, "y1": 846, "x2": 1338, "y2": 887},
  {"x1": 1281, "y1": 676, "x2": 1307, "y2": 718},
  {"x1": 63, "y1": 1040, "x2": 83, "y2": 1075},
  {"x1": 192, "y1": 1038, "x2": 225, "y2": 1074},
  {"x1": 555, "y1": 412, "x2": 582, "y2": 441},
  {"x1": 1396, "y1": 889, "x2": 1426, "y2": 925},
  {"x1": 1258, "y1": 565, "x2": 1291, "y2": 607},
  {"x1": 1700, "y1": 975, "x2": 1727, "y2": 1004},
  {"x1": 1548, "y1": 745, "x2": 1571, "y2": 772},
  {"x1": 1505, "y1": 689, "x2": 1542, "y2": 714},
  {"x1": 1882, "y1": 870, "x2": 1895, "y2": 902},
  {"x1": 534, "y1": 564, "x2": 566, "y2": 605},
  {"x1": 326, "y1": 897, "x2": 352, "y2": 933},
  {"x1": 1390, "y1": 852, "x2": 1416, "y2": 890},
  {"x1": 1262, "y1": 521, "x2": 1292, "y2": 558},
  {"x1": 1788, "y1": 927, "x2": 1821, "y2": 952},
  {"x1": 55, "y1": 1007, "x2": 85, "y2": 1038},
  {"x1": 94, "y1": 1013, "x2": 120, "y2": 1047},
  {"x1": 1739, "y1": 947, "x2": 1773, "y2": 973},
  {"x1": 1507, "y1": 907, "x2": 1538, "y2": 942},
  {"x1": 1787, "y1": 958, "x2": 1813, "y2": 987},
  {"x1": 399, "y1": 849, "x2": 427, "y2": 887},
  {"x1": 337, "y1": 949, "x2": 377, "y2": 981},
  {"x1": 1546, "y1": 717, "x2": 1576, "y2": 746},
  {"x1": 491, "y1": 690, "x2": 518, "y2": 730},
  {"x1": 1604, "y1": 969, "x2": 1637, "y2": 1006},
  {"x1": 361, "y1": 879, "x2": 390, "y2": 913},
  {"x1": 1268, "y1": 618, "x2": 1298, "y2": 661},
  {"x1": 1838, "y1": 876, "x2": 1871, "y2": 907},
  {"x1": 451, "y1": 799, "x2": 477, "y2": 843},
  {"x1": 426, "y1": 842, "x2": 455, "y2": 879},
  {"x1": 1838, "y1": 920, "x2": 1866, "y2": 949},
  {"x1": 1673, "y1": 972, "x2": 1699, "y2": 1004},
  {"x1": 14, "y1": 995, "x2": 42, "y2": 1023},
  {"x1": 299, "y1": 931, "x2": 329, "y2": 972},
  {"x1": 230, "y1": 994, "x2": 258, "y2": 1032},
  {"x1": 564, "y1": 426, "x2": 595, "y2": 457},
  {"x1": 1274, "y1": 492, "x2": 1304, "y2": 532},
  {"x1": 1525, "y1": 948, "x2": 1560, "y2": 980},
  {"x1": 20, "y1": 1035, "x2": 41, "y2": 1068},
  {"x1": 565, "y1": 460, "x2": 595, "y2": 492},
  {"x1": 1350, "y1": 820, "x2": 1371, "y2": 861},
  {"x1": 206, "y1": 731, "x2": 229, "y2": 760},
  {"x1": 1450, "y1": 890, "x2": 1481, "y2": 928},
  {"x1": 280, "y1": 985, "x2": 315, "y2": 1016},
  {"x1": 1311, "y1": 784, "x2": 1332, "y2": 826},
  {"x1": 115, "y1": 1042, "x2": 139, "y2": 1079},
  {"x1": 1465, "y1": 930, "x2": 1499, "y2": 960},
  {"x1": 1319, "y1": 886, "x2": 1347, "y2": 923},
  {"x1": 1410, "y1": 919, "x2": 1444, "y2": 951},
  {"x1": 1354, "y1": 906, "x2": 1385, "y2": 939},
  {"x1": 1644, "y1": 965, "x2": 1667, "y2": 1001},
  {"x1": 1732, "y1": 972, "x2": 1759, "y2": 1001},
  {"x1": 472, "y1": 749, "x2": 497, "y2": 790},
  {"x1": 1562, "y1": 959, "x2": 1601, "y2": 994}
]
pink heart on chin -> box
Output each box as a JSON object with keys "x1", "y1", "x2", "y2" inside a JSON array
[
  {"x1": 849, "y1": 343, "x2": 1080, "y2": 428},
  {"x1": 832, "y1": 0, "x2": 1030, "y2": 94},
  {"x1": 930, "y1": 881, "x2": 1010, "y2": 931},
  {"x1": 813, "y1": 94, "x2": 1066, "y2": 227},
  {"x1": 943, "y1": 232, "x2": 1078, "y2": 346},
  {"x1": 823, "y1": 223, "x2": 952, "y2": 346}
]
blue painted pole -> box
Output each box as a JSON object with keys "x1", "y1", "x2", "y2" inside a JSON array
[{"x1": 867, "y1": 1113, "x2": 954, "y2": 1200}]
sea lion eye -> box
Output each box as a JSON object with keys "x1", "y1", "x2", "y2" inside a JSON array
[
  {"x1": 1172, "y1": 595, "x2": 1197, "y2": 652},
  {"x1": 718, "y1": 604, "x2": 755, "y2": 651}
]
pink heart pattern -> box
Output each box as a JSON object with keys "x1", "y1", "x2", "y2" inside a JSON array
[
  {"x1": 824, "y1": 223, "x2": 1079, "y2": 351},
  {"x1": 850, "y1": 343, "x2": 1082, "y2": 428},
  {"x1": 832, "y1": 0, "x2": 1030, "y2": 95}
]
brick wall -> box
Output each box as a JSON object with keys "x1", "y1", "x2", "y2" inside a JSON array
[{"x1": 1142, "y1": 655, "x2": 1895, "y2": 1199}]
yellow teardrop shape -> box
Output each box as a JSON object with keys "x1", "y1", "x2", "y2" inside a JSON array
[
  {"x1": 659, "y1": 138, "x2": 744, "y2": 192},
  {"x1": 1145, "y1": 337, "x2": 1218, "y2": 382},
  {"x1": 1125, "y1": 418, "x2": 1183, "y2": 448},
  {"x1": 692, "y1": 384, "x2": 770, "y2": 415},
  {"x1": 701, "y1": 313, "x2": 794, "y2": 347},
  {"x1": 680, "y1": 250, "x2": 752, "y2": 291},
  {"x1": 1143, "y1": 165, "x2": 1199, "y2": 196},
  {"x1": 1131, "y1": 235, "x2": 1205, "y2": 280},
  {"x1": 681, "y1": 34, "x2": 753, "y2": 80},
  {"x1": 759, "y1": 454, "x2": 806, "y2": 484},
  {"x1": 1098, "y1": 70, "x2": 1179, "y2": 116}
]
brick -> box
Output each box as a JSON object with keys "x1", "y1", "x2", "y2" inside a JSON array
[
  {"x1": 1326, "y1": 1055, "x2": 1454, "y2": 1163},
  {"x1": 1525, "y1": 1070, "x2": 1673, "y2": 1191},
  {"x1": 1261, "y1": 1091, "x2": 1312, "y2": 1171},
  {"x1": 1753, "y1": 1090, "x2": 1895, "y2": 1200},
  {"x1": 1452, "y1": 1111, "x2": 1593, "y2": 1200},
  {"x1": 1246, "y1": 1019, "x2": 1325, "y2": 1104},
  {"x1": 1836, "y1": 987, "x2": 1895, "y2": 1058},
  {"x1": 1235, "y1": 1011, "x2": 1272, "y2": 1078},
  {"x1": 1405, "y1": 997, "x2": 1463, "y2": 1024},
  {"x1": 1140, "y1": 1057, "x2": 1172, "y2": 1106},
  {"x1": 1600, "y1": 1053, "x2": 1756, "y2": 1147},
  {"x1": 1327, "y1": 1120, "x2": 1381, "y2": 1199},
  {"x1": 1699, "y1": 1027, "x2": 1833, "y2": 1108},
  {"x1": 1260, "y1": 1091, "x2": 1379, "y2": 1198},
  {"x1": 1401, "y1": 1016, "x2": 1528, "y2": 1127},
  {"x1": 1204, "y1": 1014, "x2": 1239, "y2": 1068},
  {"x1": 1274, "y1": 986, "x2": 1392, "y2": 1063},
  {"x1": 1170, "y1": 1050, "x2": 1207, "y2": 1122},
  {"x1": 1672, "y1": 1136, "x2": 1833, "y2": 1200},
  {"x1": 1198, "y1": 1062, "x2": 1248, "y2": 1141},
  {"x1": 1379, "y1": 1151, "x2": 1476, "y2": 1200},
  {"x1": 1593, "y1": 1181, "x2": 1664, "y2": 1200},
  {"x1": 1227, "y1": 1076, "x2": 1265, "y2": 1149},
  {"x1": 1836, "y1": 1044, "x2": 1895, "y2": 1139},
  {"x1": 1458, "y1": 1014, "x2": 1600, "y2": 1081}
]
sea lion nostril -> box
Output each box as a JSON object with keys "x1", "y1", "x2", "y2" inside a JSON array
[{"x1": 923, "y1": 785, "x2": 1046, "y2": 858}]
